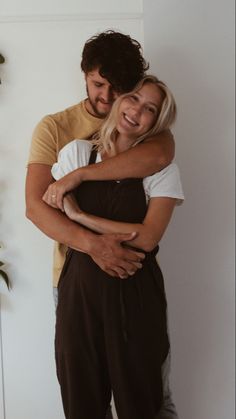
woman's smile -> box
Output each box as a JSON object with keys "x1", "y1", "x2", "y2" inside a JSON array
[{"x1": 123, "y1": 113, "x2": 139, "y2": 127}]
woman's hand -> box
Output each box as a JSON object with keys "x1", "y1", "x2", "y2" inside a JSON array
[
  {"x1": 63, "y1": 194, "x2": 83, "y2": 222},
  {"x1": 42, "y1": 170, "x2": 83, "y2": 211}
]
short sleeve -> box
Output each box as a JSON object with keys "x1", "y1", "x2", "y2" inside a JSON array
[
  {"x1": 143, "y1": 163, "x2": 184, "y2": 205},
  {"x1": 51, "y1": 139, "x2": 93, "y2": 180},
  {"x1": 27, "y1": 116, "x2": 58, "y2": 166}
]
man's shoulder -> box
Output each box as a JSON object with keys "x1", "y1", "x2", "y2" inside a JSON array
[{"x1": 46, "y1": 100, "x2": 85, "y2": 123}]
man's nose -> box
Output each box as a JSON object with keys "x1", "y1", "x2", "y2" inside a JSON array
[{"x1": 101, "y1": 86, "x2": 117, "y2": 103}]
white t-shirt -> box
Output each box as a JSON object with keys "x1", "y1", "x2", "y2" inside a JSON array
[{"x1": 52, "y1": 139, "x2": 184, "y2": 204}]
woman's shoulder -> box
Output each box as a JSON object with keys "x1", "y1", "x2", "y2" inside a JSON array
[
  {"x1": 61, "y1": 138, "x2": 93, "y2": 155},
  {"x1": 143, "y1": 162, "x2": 184, "y2": 202},
  {"x1": 52, "y1": 139, "x2": 93, "y2": 179},
  {"x1": 145, "y1": 162, "x2": 181, "y2": 182}
]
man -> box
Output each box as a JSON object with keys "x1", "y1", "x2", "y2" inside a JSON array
[{"x1": 26, "y1": 30, "x2": 178, "y2": 419}]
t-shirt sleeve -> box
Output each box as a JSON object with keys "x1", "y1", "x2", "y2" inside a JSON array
[
  {"x1": 144, "y1": 163, "x2": 184, "y2": 205},
  {"x1": 51, "y1": 139, "x2": 93, "y2": 180},
  {"x1": 28, "y1": 116, "x2": 58, "y2": 166}
]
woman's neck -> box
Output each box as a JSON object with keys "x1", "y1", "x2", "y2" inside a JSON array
[
  {"x1": 101, "y1": 134, "x2": 137, "y2": 160},
  {"x1": 115, "y1": 133, "x2": 136, "y2": 153}
]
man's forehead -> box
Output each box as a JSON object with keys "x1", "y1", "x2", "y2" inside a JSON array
[
  {"x1": 87, "y1": 69, "x2": 111, "y2": 84},
  {"x1": 86, "y1": 68, "x2": 124, "y2": 95}
]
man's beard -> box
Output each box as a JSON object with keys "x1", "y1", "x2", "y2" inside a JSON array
[{"x1": 86, "y1": 87, "x2": 110, "y2": 118}]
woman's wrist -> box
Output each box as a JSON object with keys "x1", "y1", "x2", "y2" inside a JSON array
[
  {"x1": 75, "y1": 209, "x2": 84, "y2": 221},
  {"x1": 76, "y1": 166, "x2": 87, "y2": 182},
  {"x1": 74, "y1": 211, "x2": 95, "y2": 231}
]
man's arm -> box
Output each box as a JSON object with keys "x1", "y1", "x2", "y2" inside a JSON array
[
  {"x1": 25, "y1": 164, "x2": 144, "y2": 278},
  {"x1": 83, "y1": 130, "x2": 175, "y2": 180},
  {"x1": 44, "y1": 131, "x2": 175, "y2": 211}
]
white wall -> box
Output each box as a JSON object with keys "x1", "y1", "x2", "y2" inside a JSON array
[
  {"x1": 143, "y1": 1, "x2": 235, "y2": 418},
  {"x1": 0, "y1": 0, "x2": 142, "y2": 15},
  {"x1": 0, "y1": 0, "x2": 234, "y2": 418}
]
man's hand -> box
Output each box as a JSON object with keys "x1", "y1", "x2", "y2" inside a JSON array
[
  {"x1": 42, "y1": 170, "x2": 83, "y2": 211},
  {"x1": 62, "y1": 197, "x2": 145, "y2": 278},
  {"x1": 88, "y1": 232, "x2": 145, "y2": 279}
]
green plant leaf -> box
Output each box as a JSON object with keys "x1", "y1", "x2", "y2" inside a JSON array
[
  {"x1": 0, "y1": 269, "x2": 10, "y2": 289},
  {"x1": 0, "y1": 54, "x2": 5, "y2": 64}
]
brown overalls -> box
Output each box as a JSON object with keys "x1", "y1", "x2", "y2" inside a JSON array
[{"x1": 55, "y1": 150, "x2": 169, "y2": 419}]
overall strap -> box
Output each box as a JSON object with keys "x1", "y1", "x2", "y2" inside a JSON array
[{"x1": 88, "y1": 147, "x2": 97, "y2": 165}]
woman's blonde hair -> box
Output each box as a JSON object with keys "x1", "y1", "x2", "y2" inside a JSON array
[{"x1": 93, "y1": 75, "x2": 177, "y2": 155}]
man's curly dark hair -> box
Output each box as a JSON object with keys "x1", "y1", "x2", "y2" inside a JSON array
[{"x1": 81, "y1": 30, "x2": 149, "y2": 93}]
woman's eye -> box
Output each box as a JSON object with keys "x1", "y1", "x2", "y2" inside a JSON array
[
  {"x1": 94, "y1": 82, "x2": 103, "y2": 87},
  {"x1": 146, "y1": 106, "x2": 155, "y2": 113}
]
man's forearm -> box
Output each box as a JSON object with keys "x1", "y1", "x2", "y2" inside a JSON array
[
  {"x1": 81, "y1": 130, "x2": 175, "y2": 181},
  {"x1": 26, "y1": 198, "x2": 94, "y2": 253},
  {"x1": 25, "y1": 164, "x2": 92, "y2": 252}
]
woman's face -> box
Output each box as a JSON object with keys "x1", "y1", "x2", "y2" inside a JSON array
[{"x1": 116, "y1": 82, "x2": 163, "y2": 141}]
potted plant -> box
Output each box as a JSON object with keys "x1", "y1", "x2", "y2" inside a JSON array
[
  {"x1": 0, "y1": 244, "x2": 10, "y2": 289},
  {"x1": 0, "y1": 53, "x2": 5, "y2": 84}
]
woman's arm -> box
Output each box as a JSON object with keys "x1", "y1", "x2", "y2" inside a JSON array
[{"x1": 63, "y1": 194, "x2": 177, "y2": 252}]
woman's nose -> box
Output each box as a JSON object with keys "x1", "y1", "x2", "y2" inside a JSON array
[{"x1": 130, "y1": 103, "x2": 142, "y2": 116}]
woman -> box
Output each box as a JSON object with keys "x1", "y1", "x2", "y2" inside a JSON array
[{"x1": 44, "y1": 75, "x2": 184, "y2": 419}]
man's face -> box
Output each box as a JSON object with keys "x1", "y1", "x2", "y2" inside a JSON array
[{"x1": 85, "y1": 69, "x2": 119, "y2": 118}]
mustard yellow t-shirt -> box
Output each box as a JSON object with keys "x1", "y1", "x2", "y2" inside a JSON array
[{"x1": 28, "y1": 100, "x2": 103, "y2": 286}]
